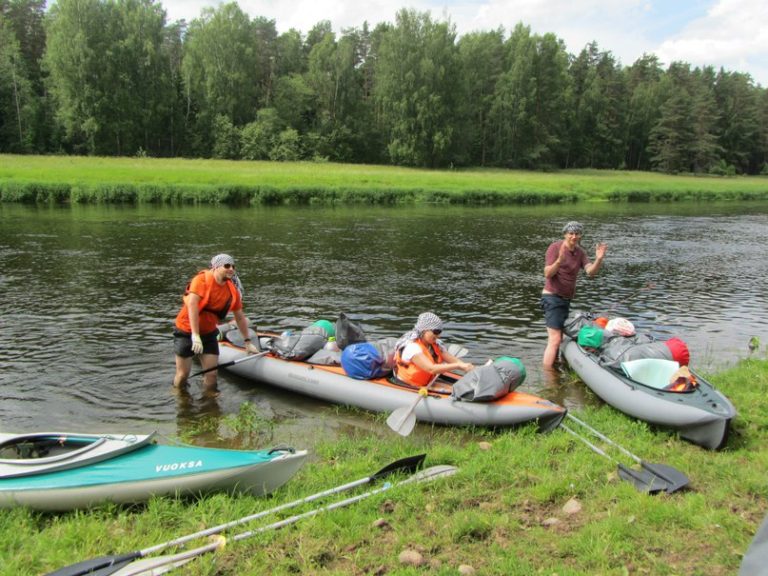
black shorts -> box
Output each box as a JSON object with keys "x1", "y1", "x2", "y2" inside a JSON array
[
  {"x1": 173, "y1": 328, "x2": 220, "y2": 358},
  {"x1": 540, "y1": 294, "x2": 571, "y2": 330}
]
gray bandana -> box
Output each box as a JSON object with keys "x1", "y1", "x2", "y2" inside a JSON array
[
  {"x1": 562, "y1": 221, "x2": 584, "y2": 235},
  {"x1": 414, "y1": 312, "x2": 443, "y2": 333},
  {"x1": 210, "y1": 253, "x2": 243, "y2": 295}
]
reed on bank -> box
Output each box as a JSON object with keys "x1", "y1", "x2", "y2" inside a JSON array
[
  {"x1": 2, "y1": 154, "x2": 768, "y2": 205},
  {"x1": 2, "y1": 357, "x2": 767, "y2": 575}
]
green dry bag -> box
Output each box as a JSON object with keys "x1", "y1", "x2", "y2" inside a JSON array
[{"x1": 577, "y1": 326, "x2": 604, "y2": 348}]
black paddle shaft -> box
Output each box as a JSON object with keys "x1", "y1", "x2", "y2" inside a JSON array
[{"x1": 44, "y1": 551, "x2": 140, "y2": 576}]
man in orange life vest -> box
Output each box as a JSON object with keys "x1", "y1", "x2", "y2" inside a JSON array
[
  {"x1": 394, "y1": 312, "x2": 474, "y2": 387},
  {"x1": 541, "y1": 221, "x2": 607, "y2": 368},
  {"x1": 173, "y1": 254, "x2": 259, "y2": 392}
]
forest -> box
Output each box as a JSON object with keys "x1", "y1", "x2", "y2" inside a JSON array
[{"x1": 1, "y1": 0, "x2": 767, "y2": 174}]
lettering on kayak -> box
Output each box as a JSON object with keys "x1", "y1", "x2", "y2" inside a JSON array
[
  {"x1": 287, "y1": 373, "x2": 320, "y2": 385},
  {"x1": 155, "y1": 460, "x2": 203, "y2": 473}
]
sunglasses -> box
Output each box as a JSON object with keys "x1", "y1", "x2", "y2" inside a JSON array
[
  {"x1": 223, "y1": 263, "x2": 235, "y2": 270},
  {"x1": 431, "y1": 329, "x2": 442, "y2": 335}
]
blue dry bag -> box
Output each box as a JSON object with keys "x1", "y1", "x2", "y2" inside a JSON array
[{"x1": 341, "y1": 342, "x2": 388, "y2": 380}]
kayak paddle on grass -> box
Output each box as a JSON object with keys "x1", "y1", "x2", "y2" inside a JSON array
[
  {"x1": 108, "y1": 464, "x2": 458, "y2": 576},
  {"x1": 562, "y1": 413, "x2": 689, "y2": 494},
  {"x1": 45, "y1": 454, "x2": 427, "y2": 576}
]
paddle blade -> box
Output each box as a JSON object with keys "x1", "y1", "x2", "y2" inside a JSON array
[
  {"x1": 405, "y1": 465, "x2": 459, "y2": 484},
  {"x1": 386, "y1": 406, "x2": 417, "y2": 437},
  {"x1": 641, "y1": 462, "x2": 689, "y2": 493},
  {"x1": 44, "y1": 552, "x2": 139, "y2": 576},
  {"x1": 370, "y1": 454, "x2": 426, "y2": 480},
  {"x1": 617, "y1": 464, "x2": 670, "y2": 495}
]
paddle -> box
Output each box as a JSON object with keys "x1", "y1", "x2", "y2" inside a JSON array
[
  {"x1": 189, "y1": 350, "x2": 269, "y2": 377},
  {"x1": 562, "y1": 414, "x2": 689, "y2": 494},
  {"x1": 386, "y1": 376, "x2": 439, "y2": 437},
  {"x1": 109, "y1": 464, "x2": 458, "y2": 576},
  {"x1": 45, "y1": 454, "x2": 426, "y2": 576}
]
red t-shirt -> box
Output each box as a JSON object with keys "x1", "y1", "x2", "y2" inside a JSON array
[
  {"x1": 175, "y1": 272, "x2": 242, "y2": 334},
  {"x1": 543, "y1": 240, "x2": 590, "y2": 299}
]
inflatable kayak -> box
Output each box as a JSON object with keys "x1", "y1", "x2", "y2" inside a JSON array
[
  {"x1": 562, "y1": 337, "x2": 736, "y2": 450},
  {"x1": 0, "y1": 433, "x2": 307, "y2": 511},
  {"x1": 217, "y1": 332, "x2": 566, "y2": 433}
]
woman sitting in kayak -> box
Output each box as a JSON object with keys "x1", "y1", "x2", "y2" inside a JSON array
[{"x1": 394, "y1": 312, "x2": 475, "y2": 387}]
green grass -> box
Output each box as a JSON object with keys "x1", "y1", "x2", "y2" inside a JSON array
[
  {"x1": 4, "y1": 357, "x2": 767, "y2": 575},
  {"x1": 2, "y1": 154, "x2": 768, "y2": 204}
]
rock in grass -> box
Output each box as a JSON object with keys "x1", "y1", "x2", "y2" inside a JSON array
[
  {"x1": 542, "y1": 517, "x2": 561, "y2": 527},
  {"x1": 478, "y1": 441, "x2": 492, "y2": 450},
  {"x1": 563, "y1": 497, "x2": 582, "y2": 515},
  {"x1": 459, "y1": 564, "x2": 476, "y2": 575},
  {"x1": 399, "y1": 549, "x2": 425, "y2": 566},
  {"x1": 372, "y1": 518, "x2": 391, "y2": 530}
]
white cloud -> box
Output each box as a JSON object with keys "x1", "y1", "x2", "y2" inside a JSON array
[{"x1": 161, "y1": 0, "x2": 768, "y2": 86}]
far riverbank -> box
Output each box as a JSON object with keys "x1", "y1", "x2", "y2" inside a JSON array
[{"x1": 2, "y1": 154, "x2": 767, "y2": 205}]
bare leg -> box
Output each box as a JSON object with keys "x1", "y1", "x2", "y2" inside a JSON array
[
  {"x1": 200, "y1": 353, "x2": 219, "y2": 394},
  {"x1": 174, "y1": 355, "x2": 192, "y2": 388},
  {"x1": 543, "y1": 327, "x2": 563, "y2": 368}
]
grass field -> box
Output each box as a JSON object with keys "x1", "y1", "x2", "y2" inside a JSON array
[
  {"x1": 2, "y1": 154, "x2": 768, "y2": 204},
  {"x1": 3, "y1": 357, "x2": 767, "y2": 575}
]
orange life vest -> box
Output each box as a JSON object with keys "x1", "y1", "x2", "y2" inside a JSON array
[
  {"x1": 176, "y1": 270, "x2": 240, "y2": 333},
  {"x1": 394, "y1": 338, "x2": 444, "y2": 387},
  {"x1": 186, "y1": 270, "x2": 239, "y2": 318}
]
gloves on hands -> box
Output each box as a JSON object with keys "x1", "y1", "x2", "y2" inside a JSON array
[
  {"x1": 191, "y1": 333, "x2": 204, "y2": 355},
  {"x1": 245, "y1": 341, "x2": 260, "y2": 354}
]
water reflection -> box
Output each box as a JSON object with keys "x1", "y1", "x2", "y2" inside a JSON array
[{"x1": 1, "y1": 202, "x2": 767, "y2": 447}]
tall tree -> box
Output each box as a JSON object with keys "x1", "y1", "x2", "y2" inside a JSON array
[
  {"x1": 182, "y1": 1, "x2": 260, "y2": 155},
  {"x1": 457, "y1": 28, "x2": 504, "y2": 166},
  {"x1": 374, "y1": 8, "x2": 463, "y2": 167},
  {"x1": 0, "y1": 14, "x2": 35, "y2": 151},
  {"x1": 45, "y1": 0, "x2": 173, "y2": 155},
  {"x1": 624, "y1": 54, "x2": 664, "y2": 170},
  {"x1": 568, "y1": 42, "x2": 627, "y2": 168},
  {"x1": 714, "y1": 69, "x2": 761, "y2": 173}
]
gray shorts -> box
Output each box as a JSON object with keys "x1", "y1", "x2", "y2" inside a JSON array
[
  {"x1": 540, "y1": 294, "x2": 571, "y2": 330},
  {"x1": 173, "y1": 329, "x2": 219, "y2": 358}
]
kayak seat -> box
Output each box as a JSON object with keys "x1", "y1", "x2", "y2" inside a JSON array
[{"x1": 621, "y1": 358, "x2": 680, "y2": 389}]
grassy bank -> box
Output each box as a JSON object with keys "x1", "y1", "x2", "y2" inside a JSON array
[
  {"x1": 2, "y1": 154, "x2": 768, "y2": 205},
  {"x1": 3, "y1": 358, "x2": 767, "y2": 575}
]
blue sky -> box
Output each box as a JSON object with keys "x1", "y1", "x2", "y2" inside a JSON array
[{"x1": 162, "y1": 0, "x2": 768, "y2": 86}]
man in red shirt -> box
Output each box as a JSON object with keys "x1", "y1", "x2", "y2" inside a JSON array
[
  {"x1": 541, "y1": 222, "x2": 607, "y2": 368},
  {"x1": 173, "y1": 254, "x2": 259, "y2": 392}
]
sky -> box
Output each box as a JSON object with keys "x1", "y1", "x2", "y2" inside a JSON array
[{"x1": 160, "y1": 0, "x2": 768, "y2": 87}]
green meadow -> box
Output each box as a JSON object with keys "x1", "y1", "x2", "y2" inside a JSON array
[
  {"x1": 3, "y1": 357, "x2": 767, "y2": 575},
  {"x1": 2, "y1": 154, "x2": 768, "y2": 204}
]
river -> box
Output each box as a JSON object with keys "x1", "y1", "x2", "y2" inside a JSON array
[{"x1": 1, "y1": 201, "x2": 766, "y2": 448}]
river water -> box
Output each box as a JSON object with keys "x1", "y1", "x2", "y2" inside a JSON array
[{"x1": 1, "y1": 202, "x2": 766, "y2": 447}]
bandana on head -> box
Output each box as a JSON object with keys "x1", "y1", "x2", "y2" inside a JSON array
[
  {"x1": 210, "y1": 253, "x2": 243, "y2": 295},
  {"x1": 414, "y1": 312, "x2": 443, "y2": 334},
  {"x1": 562, "y1": 221, "x2": 584, "y2": 235}
]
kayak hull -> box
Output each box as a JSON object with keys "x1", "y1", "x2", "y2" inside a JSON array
[
  {"x1": 0, "y1": 442, "x2": 307, "y2": 511},
  {"x1": 218, "y1": 342, "x2": 566, "y2": 432},
  {"x1": 562, "y1": 338, "x2": 736, "y2": 450}
]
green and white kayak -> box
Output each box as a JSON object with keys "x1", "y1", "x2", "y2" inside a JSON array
[
  {"x1": 0, "y1": 432, "x2": 154, "y2": 478},
  {"x1": 0, "y1": 436, "x2": 307, "y2": 511}
]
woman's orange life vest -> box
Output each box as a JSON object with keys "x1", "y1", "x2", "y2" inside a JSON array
[
  {"x1": 394, "y1": 338, "x2": 444, "y2": 387},
  {"x1": 175, "y1": 270, "x2": 241, "y2": 334}
]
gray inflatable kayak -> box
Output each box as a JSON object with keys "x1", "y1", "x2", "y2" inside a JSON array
[
  {"x1": 562, "y1": 337, "x2": 736, "y2": 450},
  {"x1": 217, "y1": 339, "x2": 566, "y2": 433}
]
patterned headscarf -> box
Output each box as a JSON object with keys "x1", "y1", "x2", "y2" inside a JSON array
[
  {"x1": 414, "y1": 312, "x2": 444, "y2": 334},
  {"x1": 210, "y1": 253, "x2": 243, "y2": 295},
  {"x1": 395, "y1": 312, "x2": 444, "y2": 351},
  {"x1": 562, "y1": 221, "x2": 584, "y2": 235}
]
